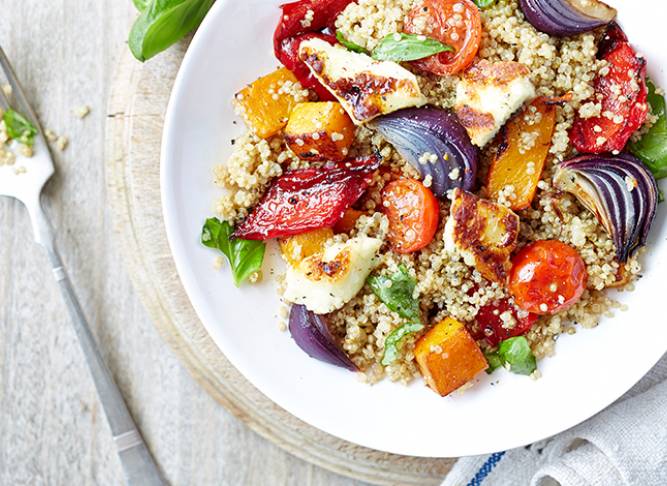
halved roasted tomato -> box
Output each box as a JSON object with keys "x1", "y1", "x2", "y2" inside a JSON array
[
  {"x1": 382, "y1": 178, "x2": 439, "y2": 253},
  {"x1": 404, "y1": 0, "x2": 482, "y2": 76}
]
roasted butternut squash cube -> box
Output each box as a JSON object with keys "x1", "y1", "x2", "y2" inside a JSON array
[
  {"x1": 279, "y1": 228, "x2": 334, "y2": 267},
  {"x1": 285, "y1": 102, "x2": 355, "y2": 161},
  {"x1": 415, "y1": 317, "x2": 488, "y2": 397},
  {"x1": 486, "y1": 97, "x2": 557, "y2": 211},
  {"x1": 235, "y1": 68, "x2": 304, "y2": 139}
]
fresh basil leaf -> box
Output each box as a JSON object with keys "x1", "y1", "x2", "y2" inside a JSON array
[
  {"x1": 484, "y1": 351, "x2": 503, "y2": 374},
  {"x1": 630, "y1": 80, "x2": 667, "y2": 180},
  {"x1": 129, "y1": 0, "x2": 215, "y2": 62},
  {"x1": 202, "y1": 217, "x2": 232, "y2": 252},
  {"x1": 335, "y1": 31, "x2": 368, "y2": 54},
  {"x1": 367, "y1": 265, "x2": 422, "y2": 322},
  {"x1": 371, "y1": 33, "x2": 452, "y2": 62},
  {"x1": 133, "y1": 0, "x2": 150, "y2": 11},
  {"x1": 484, "y1": 337, "x2": 537, "y2": 375},
  {"x1": 497, "y1": 336, "x2": 537, "y2": 376},
  {"x1": 473, "y1": 0, "x2": 496, "y2": 9},
  {"x1": 368, "y1": 266, "x2": 424, "y2": 365},
  {"x1": 3, "y1": 108, "x2": 37, "y2": 147},
  {"x1": 201, "y1": 217, "x2": 265, "y2": 286},
  {"x1": 382, "y1": 322, "x2": 424, "y2": 365}
]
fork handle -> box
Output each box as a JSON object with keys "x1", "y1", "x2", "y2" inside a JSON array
[{"x1": 27, "y1": 197, "x2": 166, "y2": 486}]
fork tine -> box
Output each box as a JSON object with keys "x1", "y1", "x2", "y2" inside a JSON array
[{"x1": 0, "y1": 46, "x2": 42, "y2": 131}]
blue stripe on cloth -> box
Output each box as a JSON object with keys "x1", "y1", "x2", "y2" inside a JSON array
[{"x1": 465, "y1": 451, "x2": 507, "y2": 486}]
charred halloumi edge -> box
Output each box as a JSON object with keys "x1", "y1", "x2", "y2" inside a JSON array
[
  {"x1": 298, "y1": 37, "x2": 427, "y2": 125},
  {"x1": 283, "y1": 235, "x2": 383, "y2": 314},
  {"x1": 454, "y1": 60, "x2": 536, "y2": 148},
  {"x1": 444, "y1": 188, "x2": 520, "y2": 284}
]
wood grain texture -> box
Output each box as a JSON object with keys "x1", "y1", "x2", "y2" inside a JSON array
[{"x1": 0, "y1": 2, "x2": 376, "y2": 485}]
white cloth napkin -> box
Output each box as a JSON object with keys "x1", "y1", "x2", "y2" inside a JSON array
[{"x1": 442, "y1": 354, "x2": 667, "y2": 486}]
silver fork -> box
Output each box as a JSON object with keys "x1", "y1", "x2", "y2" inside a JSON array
[{"x1": 0, "y1": 48, "x2": 166, "y2": 486}]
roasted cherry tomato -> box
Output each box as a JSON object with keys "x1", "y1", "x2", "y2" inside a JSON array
[
  {"x1": 382, "y1": 178, "x2": 439, "y2": 253},
  {"x1": 274, "y1": 0, "x2": 355, "y2": 100},
  {"x1": 472, "y1": 299, "x2": 538, "y2": 347},
  {"x1": 233, "y1": 155, "x2": 379, "y2": 240},
  {"x1": 569, "y1": 24, "x2": 648, "y2": 154},
  {"x1": 509, "y1": 240, "x2": 588, "y2": 315},
  {"x1": 404, "y1": 0, "x2": 482, "y2": 76}
]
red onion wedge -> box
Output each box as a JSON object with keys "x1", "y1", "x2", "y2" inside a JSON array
[
  {"x1": 554, "y1": 154, "x2": 658, "y2": 262},
  {"x1": 288, "y1": 304, "x2": 357, "y2": 371},
  {"x1": 519, "y1": 0, "x2": 616, "y2": 37},
  {"x1": 369, "y1": 106, "x2": 478, "y2": 198}
]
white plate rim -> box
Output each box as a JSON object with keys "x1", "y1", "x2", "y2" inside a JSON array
[{"x1": 160, "y1": 0, "x2": 667, "y2": 458}]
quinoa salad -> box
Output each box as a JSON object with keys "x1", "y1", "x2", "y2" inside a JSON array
[{"x1": 200, "y1": 0, "x2": 666, "y2": 397}]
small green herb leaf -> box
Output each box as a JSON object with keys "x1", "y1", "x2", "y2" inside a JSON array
[
  {"x1": 3, "y1": 108, "x2": 37, "y2": 147},
  {"x1": 368, "y1": 266, "x2": 424, "y2": 365},
  {"x1": 201, "y1": 217, "x2": 266, "y2": 286},
  {"x1": 382, "y1": 322, "x2": 424, "y2": 365},
  {"x1": 497, "y1": 336, "x2": 537, "y2": 376},
  {"x1": 630, "y1": 80, "x2": 667, "y2": 180},
  {"x1": 367, "y1": 265, "x2": 422, "y2": 322},
  {"x1": 129, "y1": 0, "x2": 215, "y2": 62},
  {"x1": 484, "y1": 351, "x2": 503, "y2": 374},
  {"x1": 133, "y1": 0, "x2": 150, "y2": 11},
  {"x1": 473, "y1": 0, "x2": 496, "y2": 9},
  {"x1": 336, "y1": 31, "x2": 368, "y2": 54},
  {"x1": 371, "y1": 33, "x2": 453, "y2": 62}
]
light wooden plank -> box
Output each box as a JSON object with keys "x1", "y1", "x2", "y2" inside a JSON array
[{"x1": 0, "y1": 1, "x2": 371, "y2": 484}]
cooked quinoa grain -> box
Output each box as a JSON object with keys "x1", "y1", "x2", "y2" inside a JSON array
[{"x1": 335, "y1": 0, "x2": 415, "y2": 51}]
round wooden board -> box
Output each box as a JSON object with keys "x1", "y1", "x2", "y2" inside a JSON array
[{"x1": 104, "y1": 43, "x2": 455, "y2": 485}]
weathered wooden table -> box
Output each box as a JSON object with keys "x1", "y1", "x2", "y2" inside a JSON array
[{"x1": 0, "y1": 2, "x2": 368, "y2": 484}]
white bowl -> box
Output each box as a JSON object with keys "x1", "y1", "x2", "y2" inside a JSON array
[{"x1": 161, "y1": 0, "x2": 667, "y2": 457}]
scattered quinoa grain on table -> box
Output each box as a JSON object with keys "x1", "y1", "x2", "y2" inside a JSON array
[{"x1": 75, "y1": 105, "x2": 91, "y2": 119}]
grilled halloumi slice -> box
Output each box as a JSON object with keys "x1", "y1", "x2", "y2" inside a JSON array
[
  {"x1": 454, "y1": 60, "x2": 535, "y2": 147},
  {"x1": 298, "y1": 37, "x2": 427, "y2": 125},
  {"x1": 444, "y1": 188, "x2": 520, "y2": 284},
  {"x1": 283, "y1": 235, "x2": 383, "y2": 314}
]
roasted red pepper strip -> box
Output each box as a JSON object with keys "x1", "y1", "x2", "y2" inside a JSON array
[
  {"x1": 569, "y1": 24, "x2": 648, "y2": 154},
  {"x1": 274, "y1": 0, "x2": 355, "y2": 100},
  {"x1": 274, "y1": 0, "x2": 353, "y2": 47},
  {"x1": 597, "y1": 22, "x2": 629, "y2": 59},
  {"x1": 233, "y1": 155, "x2": 380, "y2": 240},
  {"x1": 471, "y1": 299, "x2": 538, "y2": 347}
]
